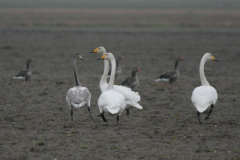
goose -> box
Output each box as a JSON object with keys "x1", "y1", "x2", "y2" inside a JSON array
[
  {"x1": 121, "y1": 67, "x2": 141, "y2": 90},
  {"x1": 107, "y1": 56, "x2": 124, "y2": 79},
  {"x1": 91, "y1": 46, "x2": 142, "y2": 116},
  {"x1": 97, "y1": 53, "x2": 126, "y2": 125},
  {"x1": 13, "y1": 58, "x2": 34, "y2": 86},
  {"x1": 155, "y1": 57, "x2": 184, "y2": 89},
  {"x1": 66, "y1": 53, "x2": 91, "y2": 121},
  {"x1": 191, "y1": 53, "x2": 218, "y2": 124}
]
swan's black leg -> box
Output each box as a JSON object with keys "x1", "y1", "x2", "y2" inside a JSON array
[
  {"x1": 88, "y1": 107, "x2": 92, "y2": 119},
  {"x1": 126, "y1": 109, "x2": 130, "y2": 116},
  {"x1": 116, "y1": 115, "x2": 119, "y2": 126},
  {"x1": 102, "y1": 113, "x2": 108, "y2": 125},
  {"x1": 97, "y1": 113, "x2": 108, "y2": 125},
  {"x1": 197, "y1": 111, "x2": 202, "y2": 124},
  {"x1": 71, "y1": 108, "x2": 73, "y2": 121},
  {"x1": 205, "y1": 104, "x2": 214, "y2": 120}
]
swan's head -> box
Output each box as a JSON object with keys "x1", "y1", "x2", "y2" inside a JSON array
[
  {"x1": 90, "y1": 46, "x2": 106, "y2": 55},
  {"x1": 27, "y1": 58, "x2": 34, "y2": 62},
  {"x1": 98, "y1": 52, "x2": 114, "y2": 61},
  {"x1": 204, "y1": 53, "x2": 218, "y2": 62},
  {"x1": 73, "y1": 53, "x2": 84, "y2": 60},
  {"x1": 176, "y1": 57, "x2": 184, "y2": 61}
]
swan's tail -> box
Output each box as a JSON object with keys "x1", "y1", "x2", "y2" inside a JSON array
[
  {"x1": 107, "y1": 106, "x2": 120, "y2": 114},
  {"x1": 70, "y1": 102, "x2": 86, "y2": 109}
]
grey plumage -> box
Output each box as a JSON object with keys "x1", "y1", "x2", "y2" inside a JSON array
[
  {"x1": 66, "y1": 53, "x2": 91, "y2": 121},
  {"x1": 121, "y1": 68, "x2": 141, "y2": 90},
  {"x1": 13, "y1": 58, "x2": 34, "y2": 86},
  {"x1": 155, "y1": 57, "x2": 184, "y2": 89}
]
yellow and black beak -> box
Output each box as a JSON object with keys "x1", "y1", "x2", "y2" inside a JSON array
[
  {"x1": 90, "y1": 48, "x2": 99, "y2": 53},
  {"x1": 97, "y1": 54, "x2": 106, "y2": 60},
  {"x1": 211, "y1": 55, "x2": 218, "y2": 62}
]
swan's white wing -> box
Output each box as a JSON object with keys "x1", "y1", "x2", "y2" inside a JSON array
[
  {"x1": 101, "y1": 84, "x2": 140, "y2": 102},
  {"x1": 98, "y1": 90, "x2": 126, "y2": 114},
  {"x1": 114, "y1": 85, "x2": 140, "y2": 102},
  {"x1": 191, "y1": 86, "x2": 218, "y2": 113},
  {"x1": 66, "y1": 86, "x2": 91, "y2": 109}
]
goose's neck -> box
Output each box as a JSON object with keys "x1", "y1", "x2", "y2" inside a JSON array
[
  {"x1": 199, "y1": 57, "x2": 210, "y2": 86},
  {"x1": 99, "y1": 60, "x2": 109, "y2": 91},
  {"x1": 26, "y1": 61, "x2": 31, "y2": 70},
  {"x1": 73, "y1": 55, "x2": 81, "y2": 86},
  {"x1": 107, "y1": 57, "x2": 116, "y2": 90},
  {"x1": 174, "y1": 60, "x2": 180, "y2": 71},
  {"x1": 116, "y1": 58, "x2": 121, "y2": 69},
  {"x1": 132, "y1": 71, "x2": 137, "y2": 77}
]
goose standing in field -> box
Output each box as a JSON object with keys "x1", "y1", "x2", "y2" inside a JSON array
[
  {"x1": 97, "y1": 53, "x2": 126, "y2": 125},
  {"x1": 191, "y1": 53, "x2": 218, "y2": 124},
  {"x1": 121, "y1": 67, "x2": 141, "y2": 90},
  {"x1": 13, "y1": 58, "x2": 34, "y2": 86},
  {"x1": 155, "y1": 57, "x2": 184, "y2": 89},
  {"x1": 91, "y1": 46, "x2": 142, "y2": 116},
  {"x1": 107, "y1": 56, "x2": 124, "y2": 80},
  {"x1": 66, "y1": 53, "x2": 91, "y2": 121}
]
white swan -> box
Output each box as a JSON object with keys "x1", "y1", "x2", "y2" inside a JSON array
[
  {"x1": 191, "y1": 53, "x2": 218, "y2": 124},
  {"x1": 91, "y1": 46, "x2": 142, "y2": 115},
  {"x1": 66, "y1": 53, "x2": 91, "y2": 121},
  {"x1": 97, "y1": 53, "x2": 126, "y2": 125}
]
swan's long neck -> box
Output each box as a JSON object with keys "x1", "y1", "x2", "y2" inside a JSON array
[
  {"x1": 107, "y1": 57, "x2": 116, "y2": 90},
  {"x1": 73, "y1": 55, "x2": 81, "y2": 86},
  {"x1": 199, "y1": 56, "x2": 210, "y2": 86},
  {"x1": 99, "y1": 60, "x2": 109, "y2": 91}
]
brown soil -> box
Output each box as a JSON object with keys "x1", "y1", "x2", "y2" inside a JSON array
[{"x1": 0, "y1": 28, "x2": 240, "y2": 160}]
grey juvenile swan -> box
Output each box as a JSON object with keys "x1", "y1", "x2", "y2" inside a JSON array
[{"x1": 66, "y1": 53, "x2": 91, "y2": 121}]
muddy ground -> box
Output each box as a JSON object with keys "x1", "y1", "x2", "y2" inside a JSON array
[{"x1": 0, "y1": 28, "x2": 240, "y2": 160}]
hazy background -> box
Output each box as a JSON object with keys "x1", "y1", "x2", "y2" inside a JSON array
[
  {"x1": 0, "y1": 0, "x2": 240, "y2": 29},
  {"x1": 0, "y1": 0, "x2": 240, "y2": 9}
]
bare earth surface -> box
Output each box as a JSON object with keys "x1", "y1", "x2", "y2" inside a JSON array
[{"x1": 0, "y1": 9, "x2": 240, "y2": 160}]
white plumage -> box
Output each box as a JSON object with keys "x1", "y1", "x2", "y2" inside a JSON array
[
  {"x1": 192, "y1": 86, "x2": 217, "y2": 113},
  {"x1": 97, "y1": 52, "x2": 126, "y2": 125},
  {"x1": 91, "y1": 46, "x2": 142, "y2": 116},
  {"x1": 191, "y1": 53, "x2": 218, "y2": 124}
]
